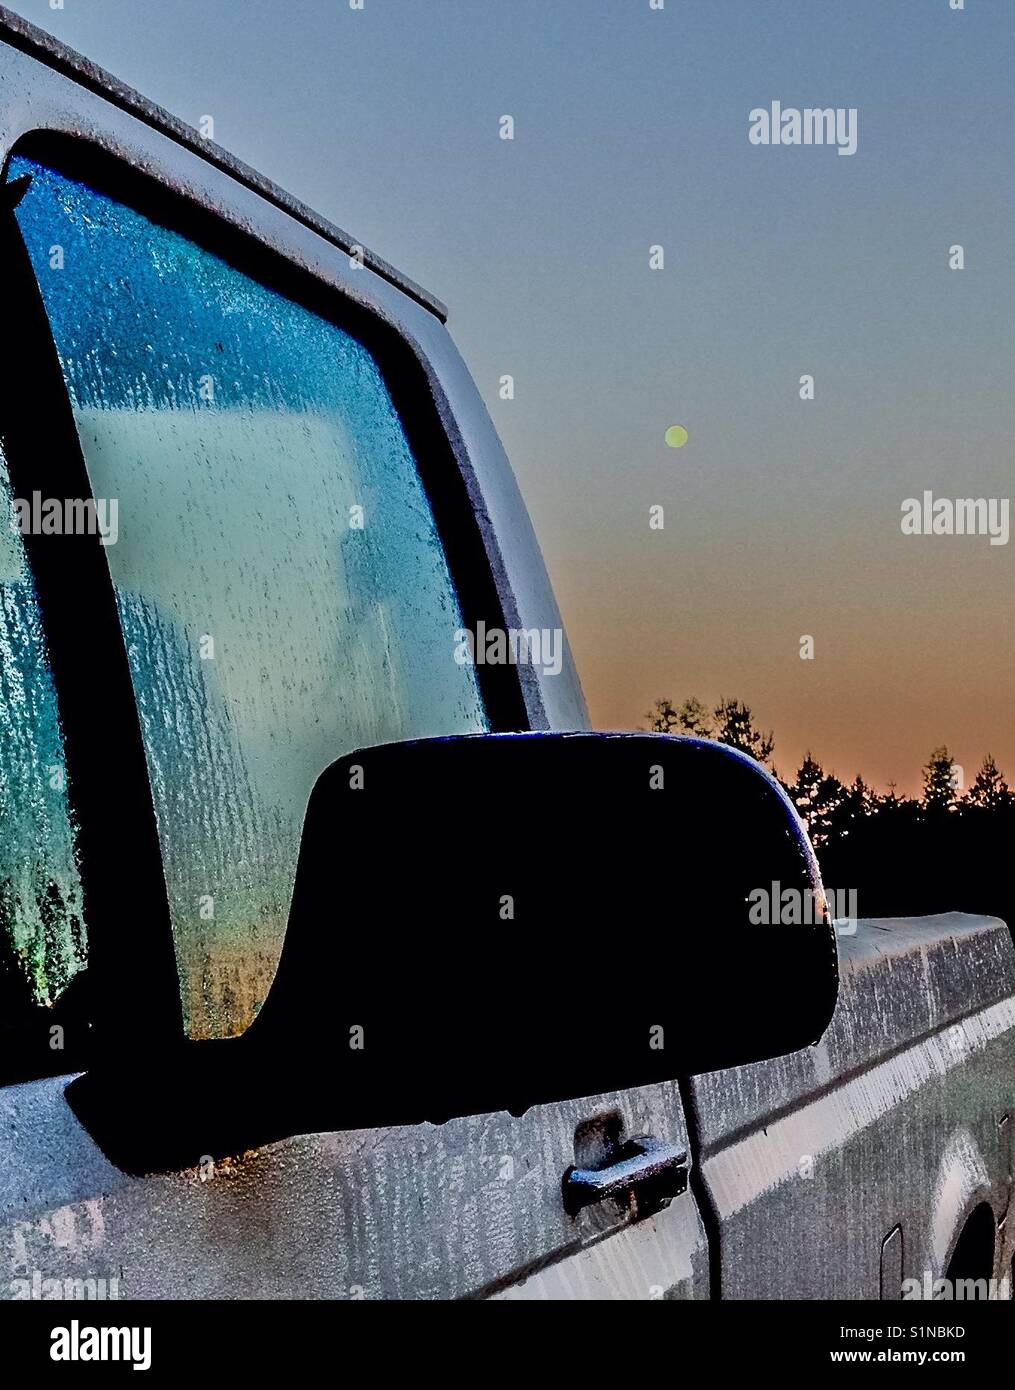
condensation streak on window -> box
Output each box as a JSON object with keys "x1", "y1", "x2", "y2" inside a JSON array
[
  {"x1": 0, "y1": 448, "x2": 85, "y2": 1014},
  {"x1": 12, "y1": 155, "x2": 487, "y2": 1039}
]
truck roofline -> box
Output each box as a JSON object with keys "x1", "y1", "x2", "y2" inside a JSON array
[{"x1": 0, "y1": 4, "x2": 448, "y2": 322}]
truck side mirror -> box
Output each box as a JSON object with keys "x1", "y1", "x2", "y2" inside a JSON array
[
  {"x1": 252, "y1": 731, "x2": 838, "y2": 1119},
  {"x1": 69, "y1": 732, "x2": 838, "y2": 1170}
]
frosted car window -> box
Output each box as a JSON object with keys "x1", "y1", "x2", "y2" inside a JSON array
[
  {"x1": 0, "y1": 446, "x2": 85, "y2": 1021},
  {"x1": 12, "y1": 155, "x2": 487, "y2": 1039}
]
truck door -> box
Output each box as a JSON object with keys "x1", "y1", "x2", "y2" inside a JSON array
[{"x1": 0, "y1": 146, "x2": 706, "y2": 1301}]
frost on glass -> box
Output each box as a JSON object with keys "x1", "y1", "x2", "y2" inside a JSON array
[
  {"x1": 12, "y1": 155, "x2": 487, "y2": 1038},
  {"x1": 0, "y1": 448, "x2": 86, "y2": 1014}
]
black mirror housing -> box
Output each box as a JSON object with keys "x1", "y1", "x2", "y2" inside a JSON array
[
  {"x1": 251, "y1": 732, "x2": 838, "y2": 1120},
  {"x1": 69, "y1": 732, "x2": 838, "y2": 1171}
]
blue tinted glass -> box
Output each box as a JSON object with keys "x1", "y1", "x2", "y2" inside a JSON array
[
  {"x1": 12, "y1": 154, "x2": 486, "y2": 1038},
  {"x1": 0, "y1": 446, "x2": 85, "y2": 1013}
]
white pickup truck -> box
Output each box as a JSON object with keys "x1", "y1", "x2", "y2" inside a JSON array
[{"x1": 0, "y1": 8, "x2": 1012, "y2": 1302}]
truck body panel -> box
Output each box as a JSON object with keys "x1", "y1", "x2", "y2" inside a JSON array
[{"x1": 694, "y1": 915, "x2": 1015, "y2": 1298}]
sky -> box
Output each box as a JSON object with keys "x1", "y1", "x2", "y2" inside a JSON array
[{"x1": 5, "y1": 0, "x2": 1013, "y2": 795}]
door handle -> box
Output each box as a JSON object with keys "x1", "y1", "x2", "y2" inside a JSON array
[{"x1": 563, "y1": 1135, "x2": 689, "y2": 1219}]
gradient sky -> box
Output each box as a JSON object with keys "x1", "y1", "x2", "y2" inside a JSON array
[{"x1": 7, "y1": 0, "x2": 1013, "y2": 794}]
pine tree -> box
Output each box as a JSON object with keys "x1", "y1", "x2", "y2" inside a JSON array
[
  {"x1": 712, "y1": 697, "x2": 774, "y2": 765},
  {"x1": 922, "y1": 745, "x2": 957, "y2": 815},
  {"x1": 828, "y1": 775, "x2": 873, "y2": 839},
  {"x1": 965, "y1": 754, "x2": 1011, "y2": 812},
  {"x1": 790, "y1": 753, "x2": 824, "y2": 820},
  {"x1": 789, "y1": 754, "x2": 845, "y2": 846}
]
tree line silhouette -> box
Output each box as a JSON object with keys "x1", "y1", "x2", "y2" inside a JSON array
[{"x1": 647, "y1": 696, "x2": 1015, "y2": 936}]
